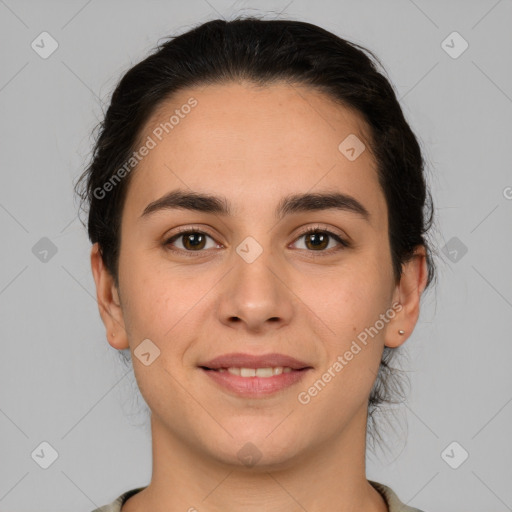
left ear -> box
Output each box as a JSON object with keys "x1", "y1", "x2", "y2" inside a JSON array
[{"x1": 384, "y1": 245, "x2": 428, "y2": 348}]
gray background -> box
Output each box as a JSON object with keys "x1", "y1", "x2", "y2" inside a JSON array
[{"x1": 1, "y1": 0, "x2": 511, "y2": 511}]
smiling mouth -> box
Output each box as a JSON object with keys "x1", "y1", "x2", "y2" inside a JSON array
[
  {"x1": 200, "y1": 366, "x2": 307, "y2": 377},
  {"x1": 199, "y1": 366, "x2": 312, "y2": 397}
]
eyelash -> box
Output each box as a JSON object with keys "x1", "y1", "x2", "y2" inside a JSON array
[{"x1": 163, "y1": 224, "x2": 350, "y2": 257}]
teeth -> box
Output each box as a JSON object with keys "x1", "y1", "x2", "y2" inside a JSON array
[{"x1": 221, "y1": 367, "x2": 294, "y2": 377}]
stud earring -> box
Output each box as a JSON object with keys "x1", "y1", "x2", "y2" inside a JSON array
[{"x1": 398, "y1": 330, "x2": 405, "y2": 335}]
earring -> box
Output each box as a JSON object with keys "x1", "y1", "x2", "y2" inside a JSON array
[
  {"x1": 111, "y1": 332, "x2": 115, "y2": 337},
  {"x1": 398, "y1": 330, "x2": 405, "y2": 335}
]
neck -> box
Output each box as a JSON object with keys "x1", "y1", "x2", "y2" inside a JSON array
[{"x1": 123, "y1": 406, "x2": 388, "y2": 512}]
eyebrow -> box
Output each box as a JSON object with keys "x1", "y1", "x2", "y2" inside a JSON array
[{"x1": 140, "y1": 189, "x2": 370, "y2": 222}]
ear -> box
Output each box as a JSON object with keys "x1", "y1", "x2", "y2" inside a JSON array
[
  {"x1": 384, "y1": 245, "x2": 428, "y2": 348},
  {"x1": 90, "y1": 243, "x2": 129, "y2": 350}
]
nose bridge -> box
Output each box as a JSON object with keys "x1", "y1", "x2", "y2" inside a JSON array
[
  {"x1": 216, "y1": 231, "x2": 294, "y2": 330},
  {"x1": 233, "y1": 232, "x2": 279, "y2": 303}
]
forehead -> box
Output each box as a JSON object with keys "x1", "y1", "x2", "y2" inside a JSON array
[{"x1": 124, "y1": 81, "x2": 386, "y2": 224}]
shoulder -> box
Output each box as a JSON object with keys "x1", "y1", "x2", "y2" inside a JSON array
[
  {"x1": 369, "y1": 480, "x2": 427, "y2": 512},
  {"x1": 90, "y1": 487, "x2": 146, "y2": 512}
]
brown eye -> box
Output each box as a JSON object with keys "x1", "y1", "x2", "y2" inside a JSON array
[
  {"x1": 304, "y1": 231, "x2": 329, "y2": 250},
  {"x1": 181, "y1": 232, "x2": 207, "y2": 250},
  {"x1": 165, "y1": 230, "x2": 217, "y2": 253},
  {"x1": 293, "y1": 228, "x2": 349, "y2": 253}
]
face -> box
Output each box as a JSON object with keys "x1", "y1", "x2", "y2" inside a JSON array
[{"x1": 92, "y1": 81, "x2": 426, "y2": 469}]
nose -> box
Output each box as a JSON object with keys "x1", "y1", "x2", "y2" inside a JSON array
[{"x1": 215, "y1": 248, "x2": 295, "y2": 334}]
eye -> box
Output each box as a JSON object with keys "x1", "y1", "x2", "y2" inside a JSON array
[
  {"x1": 164, "y1": 229, "x2": 220, "y2": 255},
  {"x1": 292, "y1": 226, "x2": 349, "y2": 253}
]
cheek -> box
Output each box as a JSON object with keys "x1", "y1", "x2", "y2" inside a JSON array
[
  {"x1": 307, "y1": 281, "x2": 388, "y2": 409},
  {"x1": 119, "y1": 268, "x2": 193, "y2": 400},
  {"x1": 308, "y1": 260, "x2": 391, "y2": 375},
  {"x1": 122, "y1": 278, "x2": 181, "y2": 342},
  {"x1": 119, "y1": 255, "x2": 212, "y2": 358},
  {"x1": 312, "y1": 261, "x2": 388, "y2": 326},
  {"x1": 117, "y1": 250, "x2": 170, "y2": 344}
]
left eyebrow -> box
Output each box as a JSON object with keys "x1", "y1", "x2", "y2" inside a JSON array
[{"x1": 140, "y1": 188, "x2": 370, "y2": 222}]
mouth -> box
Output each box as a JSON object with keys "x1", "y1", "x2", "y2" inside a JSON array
[
  {"x1": 199, "y1": 365, "x2": 312, "y2": 397},
  {"x1": 200, "y1": 366, "x2": 307, "y2": 376},
  {"x1": 199, "y1": 352, "x2": 311, "y2": 371},
  {"x1": 197, "y1": 352, "x2": 313, "y2": 397}
]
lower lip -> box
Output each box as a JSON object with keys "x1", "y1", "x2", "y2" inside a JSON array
[{"x1": 200, "y1": 368, "x2": 311, "y2": 397}]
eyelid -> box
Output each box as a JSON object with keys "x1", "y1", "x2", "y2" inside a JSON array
[{"x1": 294, "y1": 223, "x2": 348, "y2": 241}]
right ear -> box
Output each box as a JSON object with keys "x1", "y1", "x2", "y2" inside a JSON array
[{"x1": 90, "y1": 243, "x2": 129, "y2": 350}]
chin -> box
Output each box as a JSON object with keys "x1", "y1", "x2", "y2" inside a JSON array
[{"x1": 204, "y1": 428, "x2": 307, "y2": 471}]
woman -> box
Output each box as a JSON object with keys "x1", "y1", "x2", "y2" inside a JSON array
[{"x1": 76, "y1": 16, "x2": 435, "y2": 512}]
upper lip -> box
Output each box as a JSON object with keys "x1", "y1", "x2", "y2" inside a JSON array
[{"x1": 199, "y1": 352, "x2": 312, "y2": 370}]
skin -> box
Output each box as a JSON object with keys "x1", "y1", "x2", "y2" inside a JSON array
[{"x1": 91, "y1": 81, "x2": 428, "y2": 512}]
